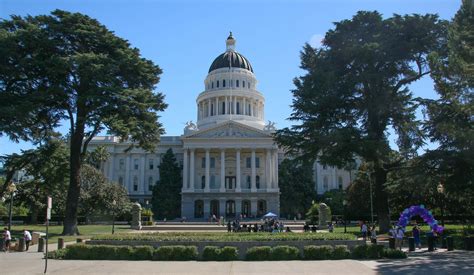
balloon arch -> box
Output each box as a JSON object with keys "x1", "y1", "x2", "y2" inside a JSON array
[{"x1": 397, "y1": 205, "x2": 444, "y2": 234}]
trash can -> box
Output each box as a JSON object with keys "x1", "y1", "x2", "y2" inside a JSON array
[
  {"x1": 447, "y1": 236, "x2": 454, "y2": 251},
  {"x1": 465, "y1": 236, "x2": 473, "y2": 251},
  {"x1": 0, "y1": 238, "x2": 4, "y2": 251},
  {"x1": 442, "y1": 237, "x2": 447, "y2": 249},
  {"x1": 37, "y1": 238, "x2": 45, "y2": 252},
  {"x1": 408, "y1": 237, "x2": 415, "y2": 251},
  {"x1": 18, "y1": 237, "x2": 25, "y2": 252},
  {"x1": 427, "y1": 236, "x2": 435, "y2": 252},
  {"x1": 389, "y1": 237, "x2": 395, "y2": 249},
  {"x1": 58, "y1": 238, "x2": 65, "y2": 249}
]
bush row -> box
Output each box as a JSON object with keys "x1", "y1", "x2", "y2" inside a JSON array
[{"x1": 49, "y1": 244, "x2": 407, "y2": 261}]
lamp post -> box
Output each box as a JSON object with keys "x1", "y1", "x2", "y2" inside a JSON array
[
  {"x1": 437, "y1": 183, "x2": 445, "y2": 227},
  {"x1": 7, "y1": 182, "x2": 17, "y2": 232},
  {"x1": 343, "y1": 199, "x2": 348, "y2": 233},
  {"x1": 112, "y1": 199, "x2": 117, "y2": 234}
]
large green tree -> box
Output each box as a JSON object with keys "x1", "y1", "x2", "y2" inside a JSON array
[
  {"x1": 278, "y1": 158, "x2": 317, "y2": 219},
  {"x1": 276, "y1": 11, "x2": 446, "y2": 232},
  {"x1": 151, "y1": 148, "x2": 181, "y2": 220},
  {"x1": 421, "y1": 0, "x2": 474, "y2": 219},
  {"x1": 0, "y1": 10, "x2": 166, "y2": 235}
]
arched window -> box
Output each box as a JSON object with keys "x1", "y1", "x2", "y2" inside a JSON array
[
  {"x1": 236, "y1": 102, "x2": 240, "y2": 114},
  {"x1": 338, "y1": 176, "x2": 343, "y2": 190},
  {"x1": 323, "y1": 176, "x2": 329, "y2": 191},
  {"x1": 148, "y1": 176, "x2": 154, "y2": 191},
  {"x1": 257, "y1": 200, "x2": 267, "y2": 217},
  {"x1": 226, "y1": 200, "x2": 235, "y2": 217},
  {"x1": 217, "y1": 80, "x2": 219, "y2": 88},
  {"x1": 223, "y1": 79, "x2": 226, "y2": 87},
  {"x1": 241, "y1": 200, "x2": 251, "y2": 217},
  {"x1": 201, "y1": 175, "x2": 205, "y2": 189},
  {"x1": 246, "y1": 176, "x2": 251, "y2": 189},
  {"x1": 256, "y1": 175, "x2": 260, "y2": 189},
  {"x1": 194, "y1": 200, "x2": 204, "y2": 218},
  {"x1": 236, "y1": 80, "x2": 239, "y2": 87}
]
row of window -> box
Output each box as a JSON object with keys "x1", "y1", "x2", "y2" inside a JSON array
[
  {"x1": 118, "y1": 175, "x2": 156, "y2": 192},
  {"x1": 209, "y1": 79, "x2": 251, "y2": 90},
  {"x1": 322, "y1": 175, "x2": 344, "y2": 191},
  {"x1": 201, "y1": 157, "x2": 261, "y2": 168},
  {"x1": 118, "y1": 158, "x2": 157, "y2": 170},
  {"x1": 199, "y1": 175, "x2": 262, "y2": 189}
]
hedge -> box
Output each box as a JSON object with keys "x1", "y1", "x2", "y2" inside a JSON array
[
  {"x1": 246, "y1": 246, "x2": 272, "y2": 261},
  {"x1": 153, "y1": 246, "x2": 198, "y2": 261},
  {"x1": 332, "y1": 245, "x2": 351, "y2": 259},
  {"x1": 304, "y1": 245, "x2": 333, "y2": 260},
  {"x1": 271, "y1": 246, "x2": 300, "y2": 260},
  {"x1": 383, "y1": 248, "x2": 407, "y2": 259},
  {"x1": 202, "y1": 246, "x2": 238, "y2": 261}
]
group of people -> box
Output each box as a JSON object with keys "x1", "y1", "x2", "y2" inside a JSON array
[
  {"x1": 226, "y1": 218, "x2": 290, "y2": 233},
  {"x1": 360, "y1": 221, "x2": 378, "y2": 244},
  {"x1": 2, "y1": 227, "x2": 32, "y2": 252}
]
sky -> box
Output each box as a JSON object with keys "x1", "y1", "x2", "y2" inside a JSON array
[{"x1": 0, "y1": 0, "x2": 461, "y2": 156}]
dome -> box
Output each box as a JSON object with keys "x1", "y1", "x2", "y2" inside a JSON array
[{"x1": 208, "y1": 32, "x2": 254, "y2": 73}]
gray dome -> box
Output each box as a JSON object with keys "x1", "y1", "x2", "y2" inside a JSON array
[{"x1": 208, "y1": 51, "x2": 254, "y2": 73}]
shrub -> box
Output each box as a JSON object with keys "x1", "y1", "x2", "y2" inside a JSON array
[
  {"x1": 115, "y1": 246, "x2": 134, "y2": 260},
  {"x1": 246, "y1": 246, "x2": 272, "y2": 261},
  {"x1": 351, "y1": 245, "x2": 368, "y2": 259},
  {"x1": 366, "y1": 245, "x2": 384, "y2": 259},
  {"x1": 64, "y1": 244, "x2": 92, "y2": 260},
  {"x1": 332, "y1": 245, "x2": 350, "y2": 259},
  {"x1": 303, "y1": 245, "x2": 333, "y2": 260},
  {"x1": 132, "y1": 246, "x2": 154, "y2": 260},
  {"x1": 48, "y1": 248, "x2": 67, "y2": 259},
  {"x1": 202, "y1": 246, "x2": 220, "y2": 261},
  {"x1": 271, "y1": 246, "x2": 300, "y2": 260},
  {"x1": 153, "y1": 246, "x2": 198, "y2": 261},
  {"x1": 219, "y1": 246, "x2": 238, "y2": 261},
  {"x1": 383, "y1": 248, "x2": 407, "y2": 259}
]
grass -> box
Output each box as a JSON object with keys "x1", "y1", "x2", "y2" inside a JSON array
[
  {"x1": 92, "y1": 232, "x2": 357, "y2": 242},
  {"x1": 8, "y1": 225, "x2": 132, "y2": 244}
]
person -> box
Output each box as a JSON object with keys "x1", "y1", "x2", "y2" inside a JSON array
[
  {"x1": 412, "y1": 225, "x2": 421, "y2": 249},
  {"x1": 23, "y1": 229, "x2": 32, "y2": 251},
  {"x1": 286, "y1": 226, "x2": 292, "y2": 232},
  {"x1": 361, "y1": 221, "x2": 368, "y2": 242},
  {"x1": 3, "y1": 227, "x2": 11, "y2": 252},
  {"x1": 370, "y1": 225, "x2": 377, "y2": 244},
  {"x1": 328, "y1": 222, "x2": 334, "y2": 233},
  {"x1": 227, "y1": 221, "x2": 232, "y2": 233},
  {"x1": 395, "y1": 227, "x2": 404, "y2": 250}
]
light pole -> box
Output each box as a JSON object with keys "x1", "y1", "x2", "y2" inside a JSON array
[
  {"x1": 343, "y1": 199, "x2": 348, "y2": 233},
  {"x1": 437, "y1": 183, "x2": 445, "y2": 227},
  {"x1": 7, "y1": 182, "x2": 17, "y2": 232},
  {"x1": 112, "y1": 199, "x2": 117, "y2": 234}
]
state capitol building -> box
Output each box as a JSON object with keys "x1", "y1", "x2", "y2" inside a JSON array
[{"x1": 89, "y1": 33, "x2": 356, "y2": 219}]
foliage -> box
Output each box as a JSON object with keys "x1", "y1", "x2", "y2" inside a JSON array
[
  {"x1": 92, "y1": 232, "x2": 357, "y2": 242},
  {"x1": 0, "y1": 10, "x2": 166, "y2": 235},
  {"x1": 303, "y1": 245, "x2": 333, "y2": 260},
  {"x1": 270, "y1": 245, "x2": 300, "y2": 260},
  {"x1": 202, "y1": 246, "x2": 239, "y2": 261},
  {"x1": 321, "y1": 189, "x2": 344, "y2": 215},
  {"x1": 278, "y1": 159, "x2": 317, "y2": 218},
  {"x1": 305, "y1": 203, "x2": 319, "y2": 223},
  {"x1": 275, "y1": 11, "x2": 447, "y2": 232},
  {"x1": 245, "y1": 246, "x2": 271, "y2": 261},
  {"x1": 153, "y1": 246, "x2": 198, "y2": 261},
  {"x1": 151, "y1": 148, "x2": 182, "y2": 220},
  {"x1": 352, "y1": 244, "x2": 385, "y2": 259},
  {"x1": 383, "y1": 248, "x2": 407, "y2": 259},
  {"x1": 351, "y1": 245, "x2": 369, "y2": 259},
  {"x1": 332, "y1": 245, "x2": 351, "y2": 259}
]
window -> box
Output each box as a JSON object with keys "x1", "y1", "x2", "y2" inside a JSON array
[
  {"x1": 236, "y1": 102, "x2": 240, "y2": 114},
  {"x1": 211, "y1": 104, "x2": 214, "y2": 116},
  {"x1": 210, "y1": 157, "x2": 215, "y2": 168},
  {"x1": 338, "y1": 176, "x2": 343, "y2": 190},
  {"x1": 246, "y1": 176, "x2": 251, "y2": 189},
  {"x1": 148, "y1": 176, "x2": 153, "y2": 191},
  {"x1": 222, "y1": 102, "x2": 226, "y2": 114},
  {"x1": 323, "y1": 165, "x2": 327, "y2": 170},
  {"x1": 134, "y1": 159, "x2": 139, "y2": 170},
  {"x1": 149, "y1": 159, "x2": 154, "y2": 170},
  {"x1": 217, "y1": 80, "x2": 219, "y2": 88},
  {"x1": 236, "y1": 80, "x2": 239, "y2": 87},
  {"x1": 223, "y1": 79, "x2": 226, "y2": 87},
  {"x1": 210, "y1": 175, "x2": 215, "y2": 188},
  {"x1": 256, "y1": 175, "x2": 260, "y2": 189},
  {"x1": 201, "y1": 176, "x2": 205, "y2": 189},
  {"x1": 256, "y1": 157, "x2": 260, "y2": 168},
  {"x1": 246, "y1": 157, "x2": 251, "y2": 168},
  {"x1": 133, "y1": 176, "x2": 138, "y2": 191},
  {"x1": 323, "y1": 176, "x2": 328, "y2": 191},
  {"x1": 243, "y1": 80, "x2": 245, "y2": 88},
  {"x1": 201, "y1": 157, "x2": 206, "y2": 168},
  {"x1": 118, "y1": 176, "x2": 123, "y2": 185},
  {"x1": 119, "y1": 159, "x2": 125, "y2": 170}
]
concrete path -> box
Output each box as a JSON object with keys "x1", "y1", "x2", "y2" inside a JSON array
[{"x1": 1, "y1": 248, "x2": 473, "y2": 275}]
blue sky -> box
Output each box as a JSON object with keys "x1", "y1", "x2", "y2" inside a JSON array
[{"x1": 0, "y1": 0, "x2": 461, "y2": 156}]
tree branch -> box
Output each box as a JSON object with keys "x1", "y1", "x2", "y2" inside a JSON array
[
  {"x1": 393, "y1": 57, "x2": 430, "y2": 92},
  {"x1": 81, "y1": 121, "x2": 101, "y2": 157},
  {"x1": 66, "y1": 105, "x2": 75, "y2": 135}
]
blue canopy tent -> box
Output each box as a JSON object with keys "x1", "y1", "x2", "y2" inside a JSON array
[{"x1": 263, "y1": 212, "x2": 278, "y2": 218}]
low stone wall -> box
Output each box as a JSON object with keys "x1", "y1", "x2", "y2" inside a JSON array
[{"x1": 86, "y1": 239, "x2": 365, "y2": 260}]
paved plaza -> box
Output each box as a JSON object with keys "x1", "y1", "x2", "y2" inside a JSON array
[{"x1": 1, "y1": 246, "x2": 473, "y2": 275}]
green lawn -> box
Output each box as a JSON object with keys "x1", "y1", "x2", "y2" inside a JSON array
[{"x1": 9, "y1": 224, "x2": 132, "y2": 244}]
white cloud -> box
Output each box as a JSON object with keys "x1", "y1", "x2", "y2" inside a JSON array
[{"x1": 309, "y1": 34, "x2": 324, "y2": 48}]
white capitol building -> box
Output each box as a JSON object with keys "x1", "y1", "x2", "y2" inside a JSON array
[{"x1": 89, "y1": 33, "x2": 356, "y2": 219}]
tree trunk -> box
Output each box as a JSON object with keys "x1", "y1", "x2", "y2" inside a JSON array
[
  {"x1": 29, "y1": 205, "x2": 38, "y2": 224},
  {"x1": 374, "y1": 164, "x2": 390, "y2": 233},
  {"x1": 62, "y1": 123, "x2": 84, "y2": 235}
]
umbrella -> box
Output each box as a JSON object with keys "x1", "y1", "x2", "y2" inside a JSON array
[{"x1": 263, "y1": 212, "x2": 278, "y2": 218}]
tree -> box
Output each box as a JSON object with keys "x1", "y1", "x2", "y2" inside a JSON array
[
  {"x1": 421, "y1": 0, "x2": 474, "y2": 220},
  {"x1": 79, "y1": 164, "x2": 130, "y2": 223},
  {"x1": 276, "y1": 11, "x2": 446, "y2": 232},
  {"x1": 278, "y1": 159, "x2": 317, "y2": 218},
  {"x1": 151, "y1": 148, "x2": 181, "y2": 220},
  {"x1": 0, "y1": 10, "x2": 167, "y2": 235}
]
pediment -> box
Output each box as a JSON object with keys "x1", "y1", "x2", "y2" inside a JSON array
[{"x1": 185, "y1": 121, "x2": 272, "y2": 139}]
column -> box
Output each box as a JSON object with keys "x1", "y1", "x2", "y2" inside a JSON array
[
  {"x1": 204, "y1": 200, "x2": 210, "y2": 218},
  {"x1": 250, "y1": 100, "x2": 254, "y2": 117},
  {"x1": 108, "y1": 153, "x2": 114, "y2": 181},
  {"x1": 236, "y1": 149, "x2": 241, "y2": 192},
  {"x1": 205, "y1": 149, "x2": 210, "y2": 192},
  {"x1": 266, "y1": 149, "x2": 271, "y2": 189},
  {"x1": 233, "y1": 96, "x2": 237, "y2": 115},
  {"x1": 207, "y1": 99, "x2": 211, "y2": 117},
  {"x1": 274, "y1": 149, "x2": 279, "y2": 189},
  {"x1": 220, "y1": 149, "x2": 226, "y2": 192},
  {"x1": 125, "y1": 155, "x2": 131, "y2": 192},
  {"x1": 225, "y1": 97, "x2": 228, "y2": 114},
  {"x1": 219, "y1": 200, "x2": 226, "y2": 218},
  {"x1": 243, "y1": 97, "x2": 246, "y2": 115},
  {"x1": 189, "y1": 149, "x2": 195, "y2": 191},
  {"x1": 333, "y1": 167, "x2": 337, "y2": 190},
  {"x1": 182, "y1": 149, "x2": 188, "y2": 190},
  {"x1": 140, "y1": 155, "x2": 146, "y2": 193},
  {"x1": 250, "y1": 199, "x2": 258, "y2": 217},
  {"x1": 236, "y1": 198, "x2": 242, "y2": 217},
  {"x1": 251, "y1": 149, "x2": 256, "y2": 192},
  {"x1": 215, "y1": 97, "x2": 218, "y2": 116}
]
